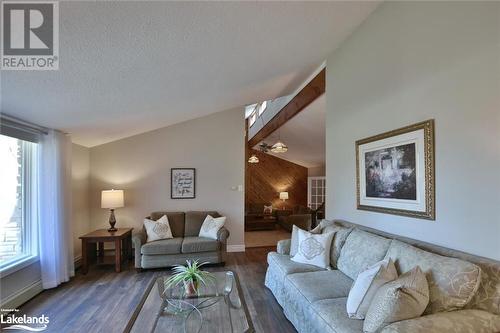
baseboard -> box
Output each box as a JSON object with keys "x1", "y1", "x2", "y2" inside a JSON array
[
  {"x1": 1, "y1": 255, "x2": 84, "y2": 309},
  {"x1": 0, "y1": 280, "x2": 43, "y2": 309},
  {"x1": 227, "y1": 244, "x2": 245, "y2": 252}
]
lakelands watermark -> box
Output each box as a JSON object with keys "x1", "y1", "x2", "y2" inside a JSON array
[
  {"x1": 1, "y1": 1, "x2": 59, "y2": 70},
  {"x1": 1, "y1": 308, "x2": 49, "y2": 331}
]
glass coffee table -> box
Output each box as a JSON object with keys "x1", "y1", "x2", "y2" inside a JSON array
[{"x1": 125, "y1": 271, "x2": 254, "y2": 333}]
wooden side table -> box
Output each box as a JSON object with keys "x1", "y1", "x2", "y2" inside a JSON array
[{"x1": 79, "y1": 228, "x2": 133, "y2": 274}]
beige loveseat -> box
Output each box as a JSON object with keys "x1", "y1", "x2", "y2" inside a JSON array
[
  {"x1": 265, "y1": 220, "x2": 500, "y2": 333},
  {"x1": 132, "y1": 211, "x2": 229, "y2": 271}
]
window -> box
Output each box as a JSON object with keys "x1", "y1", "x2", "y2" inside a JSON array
[
  {"x1": 0, "y1": 134, "x2": 38, "y2": 272},
  {"x1": 308, "y1": 177, "x2": 326, "y2": 210},
  {"x1": 248, "y1": 110, "x2": 257, "y2": 127},
  {"x1": 258, "y1": 101, "x2": 267, "y2": 116}
]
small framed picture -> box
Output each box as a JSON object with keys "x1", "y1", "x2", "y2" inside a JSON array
[
  {"x1": 356, "y1": 120, "x2": 435, "y2": 220},
  {"x1": 171, "y1": 168, "x2": 196, "y2": 199}
]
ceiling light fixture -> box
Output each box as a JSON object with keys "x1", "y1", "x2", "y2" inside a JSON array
[
  {"x1": 270, "y1": 141, "x2": 288, "y2": 153},
  {"x1": 248, "y1": 154, "x2": 259, "y2": 163},
  {"x1": 271, "y1": 130, "x2": 288, "y2": 153}
]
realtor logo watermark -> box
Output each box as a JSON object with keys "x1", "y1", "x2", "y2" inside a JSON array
[
  {"x1": 1, "y1": 1, "x2": 59, "y2": 70},
  {"x1": 1, "y1": 308, "x2": 49, "y2": 331}
]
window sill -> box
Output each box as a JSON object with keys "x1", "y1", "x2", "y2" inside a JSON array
[{"x1": 0, "y1": 256, "x2": 39, "y2": 278}]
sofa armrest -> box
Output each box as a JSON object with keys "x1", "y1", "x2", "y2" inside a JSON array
[
  {"x1": 216, "y1": 226, "x2": 229, "y2": 263},
  {"x1": 217, "y1": 226, "x2": 229, "y2": 244},
  {"x1": 380, "y1": 310, "x2": 500, "y2": 333},
  {"x1": 277, "y1": 239, "x2": 291, "y2": 255},
  {"x1": 132, "y1": 229, "x2": 146, "y2": 268}
]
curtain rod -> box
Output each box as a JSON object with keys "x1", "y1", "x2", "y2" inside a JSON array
[{"x1": 0, "y1": 113, "x2": 49, "y2": 135}]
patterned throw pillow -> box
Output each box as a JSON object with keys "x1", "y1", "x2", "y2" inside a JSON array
[
  {"x1": 290, "y1": 225, "x2": 321, "y2": 257},
  {"x1": 199, "y1": 215, "x2": 226, "y2": 240},
  {"x1": 291, "y1": 228, "x2": 335, "y2": 269},
  {"x1": 346, "y1": 259, "x2": 398, "y2": 319},
  {"x1": 363, "y1": 266, "x2": 430, "y2": 333},
  {"x1": 263, "y1": 205, "x2": 273, "y2": 215},
  {"x1": 144, "y1": 215, "x2": 173, "y2": 242}
]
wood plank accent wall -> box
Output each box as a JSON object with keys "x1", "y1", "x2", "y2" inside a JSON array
[{"x1": 245, "y1": 149, "x2": 308, "y2": 211}]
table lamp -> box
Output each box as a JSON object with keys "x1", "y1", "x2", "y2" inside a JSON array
[
  {"x1": 101, "y1": 189, "x2": 124, "y2": 232},
  {"x1": 279, "y1": 192, "x2": 289, "y2": 210}
]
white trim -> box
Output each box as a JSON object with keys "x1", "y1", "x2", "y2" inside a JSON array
[
  {"x1": 227, "y1": 244, "x2": 245, "y2": 252},
  {"x1": 0, "y1": 255, "x2": 81, "y2": 310},
  {"x1": 0, "y1": 256, "x2": 38, "y2": 277},
  {"x1": 0, "y1": 279, "x2": 43, "y2": 309},
  {"x1": 308, "y1": 176, "x2": 326, "y2": 209}
]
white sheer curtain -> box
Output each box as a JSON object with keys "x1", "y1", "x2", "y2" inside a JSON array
[{"x1": 39, "y1": 130, "x2": 74, "y2": 289}]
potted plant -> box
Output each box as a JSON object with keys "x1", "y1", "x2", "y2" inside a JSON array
[{"x1": 164, "y1": 260, "x2": 215, "y2": 296}]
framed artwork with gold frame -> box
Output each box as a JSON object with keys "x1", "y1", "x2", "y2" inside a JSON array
[{"x1": 356, "y1": 120, "x2": 435, "y2": 220}]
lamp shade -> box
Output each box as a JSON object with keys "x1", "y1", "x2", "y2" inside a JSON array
[
  {"x1": 279, "y1": 192, "x2": 289, "y2": 200},
  {"x1": 271, "y1": 141, "x2": 288, "y2": 153},
  {"x1": 101, "y1": 189, "x2": 124, "y2": 209},
  {"x1": 248, "y1": 154, "x2": 259, "y2": 163}
]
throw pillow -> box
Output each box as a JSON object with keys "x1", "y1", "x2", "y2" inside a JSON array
[
  {"x1": 346, "y1": 259, "x2": 398, "y2": 319},
  {"x1": 291, "y1": 228, "x2": 335, "y2": 269},
  {"x1": 322, "y1": 224, "x2": 354, "y2": 269},
  {"x1": 363, "y1": 266, "x2": 430, "y2": 333},
  {"x1": 198, "y1": 215, "x2": 226, "y2": 240},
  {"x1": 144, "y1": 215, "x2": 173, "y2": 242},
  {"x1": 263, "y1": 205, "x2": 273, "y2": 214},
  {"x1": 290, "y1": 225, "x2": 321, "y2": 257}
]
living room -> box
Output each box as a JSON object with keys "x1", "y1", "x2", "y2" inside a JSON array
[{"x1": 1, "y1": 1, "x2": 499, "y2": 333}]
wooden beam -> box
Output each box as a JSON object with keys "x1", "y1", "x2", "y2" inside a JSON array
[{"x1": 248, "y1": 68, "x2": 325, "y2": 148}]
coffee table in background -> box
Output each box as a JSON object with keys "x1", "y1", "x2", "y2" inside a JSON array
[{"x1": 244, "y1": 215, "x2": 276, "y2": 231}]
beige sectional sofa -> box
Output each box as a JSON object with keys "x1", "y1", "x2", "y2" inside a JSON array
[
  {"x1": 265, "y1": 220, "x2": 500, "y2": 333},
  {"x1": 132, "y1": 211, "x2": 229, "y2": 270}
]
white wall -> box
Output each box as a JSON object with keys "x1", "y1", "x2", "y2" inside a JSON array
[
  {"x1": 308, "y1": 165, "x2": 325, "y2": 177},
  {"x1": 326, "y1": 2, "x2": 500, "y2": 260},
  {"x1": 72, "y1": 144, "x2": 90, "y2": 259},
  {"x1": 89, "y1": 107, "x2": 245, "y2": 249}
]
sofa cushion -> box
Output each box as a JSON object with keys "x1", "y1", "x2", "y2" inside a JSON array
[
  {"x1": 311, "y1": 298, "x2": 364, "y2": 333},
  {"x1": 285, "y1": 270, "x2": 353, "y2": 303},
  {"x1": 184, "y1": 211, "x2": 220, "y2": 237},
  {"x1": 337, "y1": 229, "x2": 392, "y2": 280},
  {"x1": 267, "y1": 252, "x2": 324, "y2": 279},
  {"x1": 322, "y1": 224, "x2": 354, "y2": 269},
  {"x1": 141, "y1": 237, "x2": 183, "y2": 255},
  {"x1": 181, "y1": 236, "x2": 219, "y2": 254},
  {"x1": 150, "y1": 212, "x2": 185, "y2": 237},
  {"x1": 384, "y1": 239, "x2": 482, "y2": 314},
  {"x1": 265, "y1": 252, "x2": 324, "y2": 307}
]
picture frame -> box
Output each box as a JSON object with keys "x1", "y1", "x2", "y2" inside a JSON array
[
  {"x1": 356, "y1": 120, "x2": 435, "y2": 220},
  {"x1": 171, "y1": 168, "x2": 196, "y2": 199}
]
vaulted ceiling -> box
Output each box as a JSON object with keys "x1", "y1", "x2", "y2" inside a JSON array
[
  {"x1": 1, "y1": 1, "x2": 379, "y2": 147},
  {"x1": 256, "y1": 94, "x2": 326, "y2": 168}
]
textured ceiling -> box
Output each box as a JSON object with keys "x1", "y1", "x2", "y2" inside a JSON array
[
  {"x1": 257, "y1": 94, "x2": 326, "y2": 168},
  {"x1": 1, "y1": 1, "x2": 379, "y2": 147}
]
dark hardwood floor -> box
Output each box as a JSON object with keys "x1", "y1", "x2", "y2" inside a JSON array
[{"x1": 17, "y1": 247, "x2": 296, "y2": 333}]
